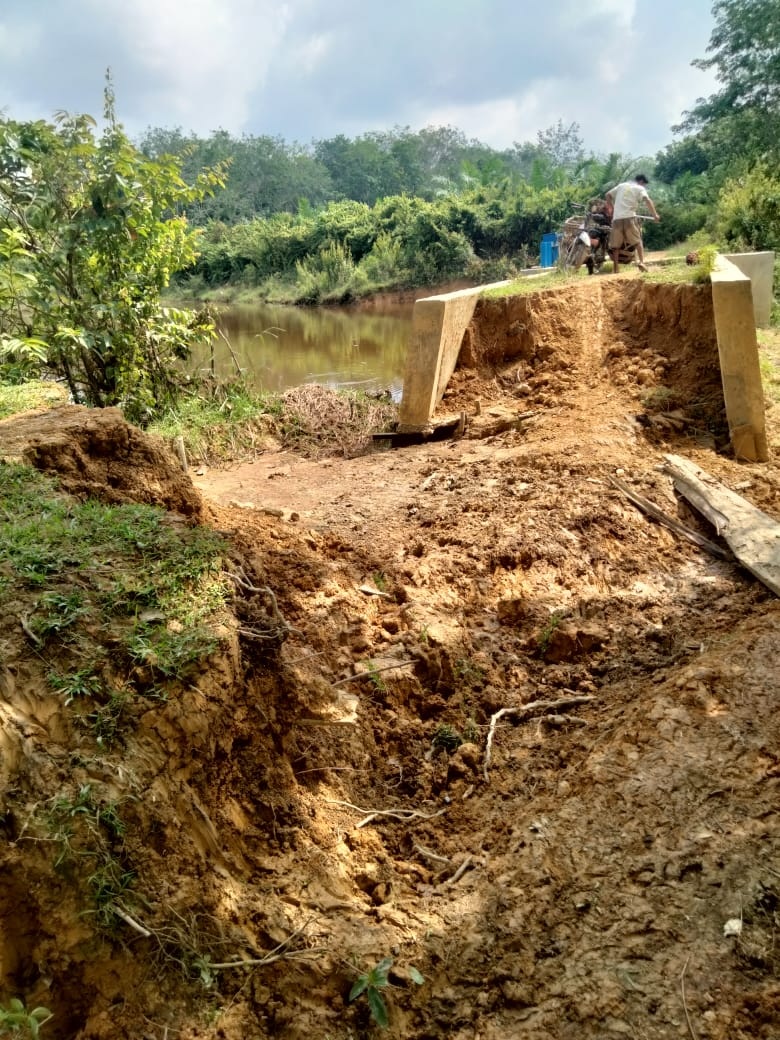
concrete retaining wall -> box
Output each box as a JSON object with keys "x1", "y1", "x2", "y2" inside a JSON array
[{"x1": 722, "y1": 251, "x2": 775, "y2": 328}]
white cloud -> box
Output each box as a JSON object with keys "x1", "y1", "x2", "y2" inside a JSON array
[{"x1": 0, "y1": 0, "x2": 718, "y2": 155}]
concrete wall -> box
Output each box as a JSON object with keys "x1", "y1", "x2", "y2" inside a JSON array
[
  {"x1": 722, "y1": 251, "x2": 775, "y2": 327},
  {"x1": 711, "y1": 255, "x2": 769, "y2": 462},
  {"x1": 399, "y1": 261, "x2": 770, "y2": 462},
  {"x1": 398, "y1": 282, "x2": 509, "y2": 431}
]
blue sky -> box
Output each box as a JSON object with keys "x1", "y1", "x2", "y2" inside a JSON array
[{"x1": 0, "y1": 0, "x2": 718, "y2": 159}]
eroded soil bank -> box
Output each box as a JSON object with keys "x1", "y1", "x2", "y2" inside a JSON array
[{"x1": 1, "y1": 277, "x2": 779, "y2": 1039}]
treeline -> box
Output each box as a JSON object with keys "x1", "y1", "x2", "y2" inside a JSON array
[
  {"x1": 137, "y1": 0, "x2": 780, "y2": 304},
  {"x1": 142, "y1": 122, "x2": 706, "y2": 303},
  {"x1": 2, "y1": 0, "x2": 780, "y2": 420}
]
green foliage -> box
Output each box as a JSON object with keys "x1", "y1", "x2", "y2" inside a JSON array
[
  {"x1": 349, "y1": 956, "x2": 392, "y2": 1029},
  {"x1": 0, "y1": 463, "x2": 228, "y2": 722},
  {"x1": 348, "y1": 957, "x2": 424, "y2": 1030},
  {"x1": 431, "y1": 724, "x2": 464, "y2": 754},
  {"x1": 715, "y1": 164, "x2": 780, "y2": 250},
  {"x1": 691, "y1": 245, "x2": 719, "y2": 283},
  {"x1": 0, "y1": 77, "x2": 226, "y2": 421},
  {"x1": 0, "y1": 999, "x2": 52, "y2": 1038},
  {"x1": 538, "y1": 612, "x2": 565, "y2": 656},
  {"x1": 127, "y1": 623, "x2": 220, "y2": 680}
]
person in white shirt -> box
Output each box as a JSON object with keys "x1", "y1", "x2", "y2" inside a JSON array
[{"x1": 605, "y1": 174, "x2": 660, "y2": 273}]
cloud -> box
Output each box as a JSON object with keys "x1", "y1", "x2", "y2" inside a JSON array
[{"x1": 0, "y1": 0, "x2": 718, "y2": 155}]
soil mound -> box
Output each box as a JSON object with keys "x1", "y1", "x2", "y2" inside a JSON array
[{"x1": 0, "y1": 404, "x2": 202, "y2": 518}]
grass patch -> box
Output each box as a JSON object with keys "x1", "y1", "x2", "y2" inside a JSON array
[
  {"x1": 758, "y1": 328, "x2": 780, "y2": 409},
  {"x1": 0, "y1": 462, "x2": 229, "y2": 720},
  {"x1": 482, "y1": 269, "x2": 578, "y2": 299},
  {"x1": 148, "y1": 379, "x2": 397, "y2": 464},
  {"x1": 0, "y1": 379, "x2": 68, "y2": 420}
]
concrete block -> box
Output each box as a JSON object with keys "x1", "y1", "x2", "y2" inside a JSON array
[
  {"x1": 711, "y1": 255, "x2": 769, "y2": 462},
  {"x1": 722, "y1": 251, "x2": 775, "y2": 327},
  {"x1": 398, "y1": 281, "x2": 508, "y2": 430}
]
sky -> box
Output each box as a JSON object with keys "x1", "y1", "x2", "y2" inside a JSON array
[{"x1": 0, "y1": 0, "x2": 719, "y2": 160}]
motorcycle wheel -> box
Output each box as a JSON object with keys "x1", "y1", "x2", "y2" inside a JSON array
[{"x1": 564, "y1": 240, "x2": 589, "y2": 271}]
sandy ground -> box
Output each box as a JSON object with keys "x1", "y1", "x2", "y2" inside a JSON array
[{"x1": 1, "y1": 276, "x2": 779, "y2": 1039}]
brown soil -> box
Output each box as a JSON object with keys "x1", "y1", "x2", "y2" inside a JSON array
[{"x1": 2, "y1": 278, "x2": 780, "y2": 1039}]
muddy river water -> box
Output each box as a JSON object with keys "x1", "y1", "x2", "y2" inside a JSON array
[{"x1": 188, "y1": 300, "x2": 413, "y2": 399}]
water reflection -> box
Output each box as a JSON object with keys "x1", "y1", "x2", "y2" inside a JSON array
[{"x1": 188, "y1": 301, "x2": 413, "y2": 400}]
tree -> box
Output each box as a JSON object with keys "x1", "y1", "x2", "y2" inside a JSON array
[
  {"x1": 0, "y1": 77, "x2": 226, "y2": 420},
  {"x1": 678, "y1": 0, "x2": 780, "y2": 160}
]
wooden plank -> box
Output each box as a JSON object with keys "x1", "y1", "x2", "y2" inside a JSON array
[
  {"x1": 608, "y1": 476, "x2": 731, "y2": 559},
  {"x1": 664, "y1": 453, "x2": 780, "y2": 596}
]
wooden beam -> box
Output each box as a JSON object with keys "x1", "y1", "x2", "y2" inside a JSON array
[{"x1": 664, "y1": 454, "x2": 780, "y2": 596}]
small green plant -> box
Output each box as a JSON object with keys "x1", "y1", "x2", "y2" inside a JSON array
[
  {"x1": 537, "y1": 611, "x2": 565, "y2": 656},
  {"x1": 691, "y1": 244, "x2": 718, "y2": 284},
  {"x1": 0, "y1": 998, "x2": 52, "y2": 1038},
  {"x1": 418, "y1": 626, "x2": 429, "y2": 644},
  {"x1": 349, "y1": 955, "x2": 392, "y2": 1028},
  {"x1": 366, "y1": 661, "x2": 387, "y2": 694},
  {"x1": 348, "y1": 958, "x2": 423, "y2": 1029},
  {"x1": 48, "y1": 668, "x2": 103, "y2": 705},
  {"x1": 431, "y1": 724, "x2": 464, "y2": 755},
  {"x1": 372, "y1": 571, "x2": 387, "y2": 592}
]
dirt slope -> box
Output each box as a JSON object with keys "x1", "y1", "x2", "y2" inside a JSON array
[{"x1": 1, "y1": 277, "x2": 780, "y2": 1039}]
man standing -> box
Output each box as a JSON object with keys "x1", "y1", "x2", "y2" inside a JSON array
[{"x1": 605, "y1": 174, "x2": 660, "y2": 273}]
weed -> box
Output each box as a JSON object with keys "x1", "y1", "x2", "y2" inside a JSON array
[
  {"x1": 463, "y1": 717, "x2": 480, "y2": 744},
  {"x1": 538, "y1": 611, "x2": 565, "y2": 656},
  {"x1": 84, "y1": 689, "x2": 130, "y2": 747},
  {"x1": 455, "y1": 656, "x2": 485, "y2": 686},
  {"x1": 128, "y1": 623, "x2": 220, "y2": 680},
  {"x1": 0, "y1": 998, "x2": 52, "y2": 1038},
  {"x1": 431, "y1": 724, "x2": 464, "y2": 755},
  {"x1": 691, "y1": 244, "x2": 718, "y2": 283},
  {"x1": 372, "y1": 571, "x2": 387, "y2": 592},
  {"x1": 418, "y1": 626, "x2": 429, "y2": 644},
  {"x1": 32, "y1": 591, "x2": 87, "y2": 640},
  {"x1": 88, "y1": 860, "x2": 136, "y2": 928},
  {"x1": 365, "y1": 661, "x2": 387, "y2": 694},
  {"x1": 349, "y1": 956, "x2": 392, "y2": 1029},
  {"x1": 47, "y1": 668, "x2": 104, "y2": 705},
  {"x1": 348, "y1": 957, "x2": 424, "y2": 1030}
]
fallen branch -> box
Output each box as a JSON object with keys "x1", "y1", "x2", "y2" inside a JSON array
[
  {"x1": 445, "y1": 854, "x2": 473, "y2": 886},
  {"x1": 608, "y1": 475, "x2": 730, "y2": 559},
  {"x1": 483, "y1": 695, "x2": 595, "y2": 781},
  {"x1": 413, "y1": 843, "x2": 451, "y2": 866}
]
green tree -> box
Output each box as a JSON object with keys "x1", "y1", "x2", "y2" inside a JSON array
[
  {"x1": 0, "y1": 78, "x2": 226, "y2": 420},
  {"x1": 678, "y1": 0, "x2": 780, "y2": 161}
]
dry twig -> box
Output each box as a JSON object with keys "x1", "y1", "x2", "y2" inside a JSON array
[
  {"x1": 680, "y1": 954, "x2": 699, "y2": 1040},
  {"x1": 331, "y1": 660, "x2": 415, "y2": 687},
  {"x1": 483, "y1": 695, "x2": 596, "y2": 781},
  {"x1": 325, "y1": 798, "x2": 447, "y2": 827}
]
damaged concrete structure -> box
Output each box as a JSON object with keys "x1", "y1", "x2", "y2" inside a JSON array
[{"x1": 399, "y1": 254, "x2": 774, "y2": 462}]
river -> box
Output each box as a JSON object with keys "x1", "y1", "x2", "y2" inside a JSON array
[{"x1": 187, "y1": 299, "x2": 415, "y2": 401}]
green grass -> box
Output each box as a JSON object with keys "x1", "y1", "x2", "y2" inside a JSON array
[
  {"x1": 0, "y1": 379, "x2": 68, "y2": 420},
  {"x1": 0, "y1": 462, "x2": 228, "y2": 714},
  {"x1": 758, "y1": 328, "x2": 780, "y2": 408}
]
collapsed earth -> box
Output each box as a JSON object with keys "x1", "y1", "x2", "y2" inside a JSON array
[{"x1": 0, "y1": 275, "x2": 779, "y2": 1040}]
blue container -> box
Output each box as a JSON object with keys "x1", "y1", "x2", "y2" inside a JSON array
[{"x1": 540, "y1": 233, "x2": 559, "y2": 268}]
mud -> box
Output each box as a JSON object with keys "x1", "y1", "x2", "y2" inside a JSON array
[{"x1": 1, "y1": 277, "x2": 779, "y2": 1039}]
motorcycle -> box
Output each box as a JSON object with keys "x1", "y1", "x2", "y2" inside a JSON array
[{"x1": 561, "y1": 201, "x2": 648, "y2": 274}]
